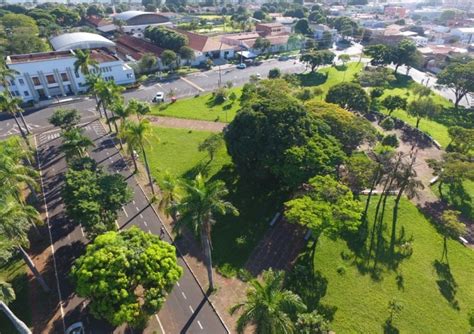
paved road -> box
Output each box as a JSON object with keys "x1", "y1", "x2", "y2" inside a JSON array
[
  {"x1": 0, "y1": 58, "x2": 306, "y2": 139},
  {"x1": 36, "y1": 121, "x2": 228, "y2": 333}
]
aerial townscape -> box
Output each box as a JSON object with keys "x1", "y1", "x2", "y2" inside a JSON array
[{"x1": 0, "y1": 0, "x2": 473, "y2": 332}]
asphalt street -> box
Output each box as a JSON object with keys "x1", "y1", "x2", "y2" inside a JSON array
[
  {"x1": 0, "y1": 58, "x2": 306, "y2": 139},
  {"x1": 36, "y1": 120, "x2": 228, "y2": 333}
]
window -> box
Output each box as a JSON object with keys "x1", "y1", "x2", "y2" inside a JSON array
[
  {"x1": 19, "y1": 78, "x2": 24, "y2": 85},
  {"x1": 32, "y1": 77, "x2": 40, "y2": 86},
  {"x1": 75, "y1": 71, "x2": 80, "y2": 78},
  {"x1": 46, "y1": 75, "x2": 56, "y2": 84},
  {"x1": 24, "y1": 91, "x2": 29, "y2": 96},
  {"x1": 15, "y1": 90, "x2": 19, "y2": 96},
  {"x1": 61, "y1": 73, "x2": 69, "y2": 82}
]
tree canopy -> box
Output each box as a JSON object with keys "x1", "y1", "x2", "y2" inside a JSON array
[
  {"x1": 325, "y1": 82, "x2": 370, "y2": 113},
  {"x1": 300, "y1": 50, "x2": 335, "y2": 72},
  {"x1": 71, "y1": 227, "x2": 182, "y2": 328},
  {"x1": 437, "y1": 61, "x2": 474, "y2": 108},
  {"x1": 285, "y1": 175, "x2": 362, "y2": 239},
  {"x1": 144, "y1": 26, "x2": 188, "y2": 52}
]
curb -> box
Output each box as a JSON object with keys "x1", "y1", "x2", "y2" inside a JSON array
[{"x1": 97, "y1": 121, "x2": 231, "y2": 334}]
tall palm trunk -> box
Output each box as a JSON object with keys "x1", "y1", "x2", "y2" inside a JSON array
[
  {"x1": 0, "y1": 302, "x2": 31, "y2": 334},
  {"x1": 140, "y1": 143, "x2": 155, "y2": 195},
  {"x1": 19, "y1": 246, "x2": 50, "y2": 293},
  {"x1": 130, "y1": 149, "x2": 138, "y2": 173},
  {"x1": 201, "y1": 222, "x2": 214, "y2": 291},
  {"x1": 101, "y1": 102, "x2": 113, "y2": 133},
  {"x1": 18, "y1": 112, "x2": 30, "y2": 135}
]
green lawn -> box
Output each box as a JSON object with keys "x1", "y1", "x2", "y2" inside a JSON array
[
  {"x1": 297, "y1": 62, "x2": 364, "y2": 94},
  {"x1": 432, "y1": 180, "x2": 474, "y2": 220},
  {"x1": 379, "y1": 78, "x2": 454, "y2": 147},
  {"x1": 301, "y1": 197, "x2": 474, "y2": 333},
  {"x1": 150, "y1": 88, "x2": 242, "y2": 123},
  {"x1": 144, "y1": 126, "x2": 287, "y2": 275},
  {"x1": 0, "y1": 257, "x2": 31, "y2": 333},
  {"x1": 145, "y1": 126, "x2": 230, "y2": 179}
]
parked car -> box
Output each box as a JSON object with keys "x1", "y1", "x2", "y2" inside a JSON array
[
  {"x1": 66, "y1": 322, "x2": 84, "y2": 334},
  {"x1": 236, "y1": 63, "x2": 247, "y2": 69},
  {"x1": 152, "y1": 91, "x2": 164, "y2": 103},
  {"x1": 278, "y1": 55, "x2": 289, "y2": 61},
  {"x1": 255, "y1": 73, "x2": 262, "y2": 79}
]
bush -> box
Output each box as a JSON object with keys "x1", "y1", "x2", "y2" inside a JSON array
[
  {"x1": 381, "y1": 134, "x2": 399, "y2": 147},
  {"x1": 268, "y1": 67, "x2": 281, "y2": 79},
  {"x1": 296, "y1": 88, "x2": 315, "y2": 101},
  {"x1": 380, "y1": 117, "x2": 395, "y2": 131},
  {"x1": 212, "y1": 87, "x2": 228, "y2": 104},
  {"x1": 371, "y1": 87, "x2": 384, "y2": 99},
  {"x1": 217, "y1": 263, "x2": 236, "y2": 278}
]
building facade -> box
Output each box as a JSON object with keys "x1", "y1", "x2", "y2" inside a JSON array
[{"x1": 3, "y1": 49, "x2": 135, "y2": 103}]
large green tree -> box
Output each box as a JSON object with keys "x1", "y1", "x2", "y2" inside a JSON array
[
  {"x1": 285, "y1": 175, "x2": 362, "y2": 240},
  {"x1": 230, "y1": 269, "x2": 306, "y2": 334},
  {"x1": 173, "y1": 174, "x2": 238, "y2": 290},
  {"x1": 437, "y1": 61, "x2": 474, "y2": 108},
  {"x1": 407, "y1": 97, "x2": 440, "y2": 128},
  {"x1": 71, "y1": 227, "x2": 182, "y2": 328},
  {"x1": 60, "y1": 127, "x2": 94, "y2": 161},
  {"x1": 325, "y1": 82, "x2": 370, "y2": 113},
  {"x1": 73, "y1": 49, "x2": 99, "y2": 76},
  {"x1": 48, "y1": 108, "x2": 81, "y2": 131},
  {"x1": 300, "y1": 50, "x2": 335, "y2": 72}
]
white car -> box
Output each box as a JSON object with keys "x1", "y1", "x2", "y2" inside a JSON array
[{"x1": 152, "y1": 92, "x2": 165, "y2": 103}]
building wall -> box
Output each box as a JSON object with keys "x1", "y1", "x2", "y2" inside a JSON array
[{"x1": 5, "y1": 56, "x2": 135, "y2": 103}]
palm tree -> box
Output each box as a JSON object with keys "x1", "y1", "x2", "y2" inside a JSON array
[
  {"x1": 85, "y1": 73, "x2": 103, "y2": 118},
  {"x1": 230, "y1": 269, "x2": 306, "y2": 334},
  {"x1": 60, "y1": 128, "x2": 94, "y2": 161},
  {"x1": 0, "y1": 92, "x2": 30, "y2": 140},
  {"x1": 95, "y1": 80, "x2": 124, "y2": 133},
  {"x1": 157, "y1": 171, "x2": 181, "y2": 222},
  {"x1": 0, "y1": 153, "x2": 38, "y2": 201},
  {"x1": 0, "y1": 61, "x2": 19, "y2": 99},
  {"x1": 74, "y1": 49, "x2": 99, "y2": 76},
  {"x1": 0, "y1": 281, "x2": 31, "y2": 334},
  {"x1": 111, "y1": 102, "x2": 132, "y2": 150},
  {"x1": 0, "y1": 195, "x2": 50, "y2": 293},
  {"x1": 173, "y1": 174, "x2": 238, "y2": 290},
  {"x1": 120, "y1": 119, "x2": 155, "y2": 192}
]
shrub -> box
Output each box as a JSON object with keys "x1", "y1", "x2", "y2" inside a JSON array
[
  {"x1": 212, "y1": 87, "x2": 228, "y2": 104},
  {"x1": 381, "y1": 134, "x2": 399, "y2": 147},
  {"x1": 371, "y1": 87, "x2": 384, "y2": 99},
  {"x1": 268, "y1": 67, "x2": 281, "y2": 79},
  {"x1": 380, "y1": 117, "x2": 395, "y2": 131}
]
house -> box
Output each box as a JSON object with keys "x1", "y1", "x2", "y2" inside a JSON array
[
  {"x1": 172, "y1": 29, "x2": 235, "y2": 64},
  {"x1": 312, "y1": 24, "x2": 338, "y2": 42},
  {"x1": 384, "y1": 6, "x2": 408, "y2": 19},
  {"x1": 112, "y1": 11, "x2": 172, "y2": 37},
  {"x1": 221, "y1": 22, "x2": 290, "y2": 55},
  {"x1": 85, "y1": 16, "x2": 117, "y2": 34},
  {"x1": 2, "y1": 49, "x2": 134, "y2": 103},
  {"x1": 116, "y1": 35, "x2": 165, "y2": 62},
  {"x1": 450, "y1": 27, "x2": 474, "y2": 44},
  {"x1": 418, "y1": 44, "x2": 468, "y2": 73}
]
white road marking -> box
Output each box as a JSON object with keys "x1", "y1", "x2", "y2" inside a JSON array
[
  {"x1": 144, "y1": 221, "x2": 148, "y2": 227},
  {"x1": 80, "y1": 225, "x2": 85, "y2": 237},
  {"x1": 122, "y1": 207, "x2": 128, "y2": 217},
  {"x1": 136, "y1": 206, "x2": 140, "y2": 212},
  {"x1": 181, "y1": 291, "x2": 187, "y2": 300},
  {"x1": 176, "y1": 282, "x2": 180, "y2": 287},
  {"x1": 148, "y1": 229, "x2": 152, "y2": 234},
  {"x1": 115, "y1": 220, "x2": 119, "y2": 228},
  {"x1": 68, "y1": 234, "x2": 71, "y2": 241},
  {"x1": 189, "y1": 305, "x2": 194, "y2": 313},
  {"x1": 197, "y1": 320, "x2": 203, "y2": 330},
  {"x1": 132, "y1": 200, "x2": 136, "y2": 205},
  {"x1": 155, "y1": 314, "x2": 166, "y2": 334},
  {"x1": 139, "y1": 214, "x2": 143, "y2": 219}
]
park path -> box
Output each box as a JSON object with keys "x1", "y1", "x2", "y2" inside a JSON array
[{"x1": 146, "y1": 116, "x2": 226, "y2": 132}]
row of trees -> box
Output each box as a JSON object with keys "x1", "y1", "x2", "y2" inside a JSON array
[{"x1": 364, "y1": 39, "x2": 422, "y2": 74}]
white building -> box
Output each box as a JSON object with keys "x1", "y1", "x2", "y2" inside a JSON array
[
  {"x1": 450, "y1": 27, "x2": 474, "y2": 44},
  {"x1": 50, "y1": 32, "x2": 116, "y2": 51},
  {"x1": 3, "y1": 49, "x2": 135, "y2": 103}
]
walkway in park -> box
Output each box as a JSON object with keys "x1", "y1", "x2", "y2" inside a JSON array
[{"x1": 147, "y1": 116, "x2": 226, "y2": 132}]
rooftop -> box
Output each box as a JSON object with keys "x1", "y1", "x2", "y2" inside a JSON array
[
  {"x1": 173, "y1": 29, "x2": 233, "y2": 52},
  {"x1": 7, "y1": 50, "x2": 74, "y2": 64},
  {"x1": 116, "y1": 35, "x2": 164, "y2": 60},
  {"x1": 50, "y1": 32, "x2": 116, "y2": 51}
]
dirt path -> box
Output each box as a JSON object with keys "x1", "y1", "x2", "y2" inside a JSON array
[{"x1": 146, "y1": 116, "x2": 226, "y2": 132}]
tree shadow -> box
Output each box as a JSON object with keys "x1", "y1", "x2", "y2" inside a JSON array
[
  {"x1": 383, "y1": 319, "x2": 400, "y2": 334},
  {"x1": 296, "y1": 72, "x2": 327, "y2": 87},
  {"x1": 446, "y1": 182, "x2": 473, "y2": 220},
  {"x1": 433, "y1": 260, "x2": 460, "y2": 310}
]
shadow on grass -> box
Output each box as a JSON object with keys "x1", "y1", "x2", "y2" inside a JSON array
[
  {"x1": 296, "y1": 72, "x2": 328, "y2": 87},
  {"x1": 433, "y1": 107, "x2": 474, "y2": 128},
  {"x1": 0, "y1": 272, "x2": 31, "y2": 332},
  {"x1": 383, "y1": 319, "x2": 400, "y2": 334},
  {"x1": 445, "y1": 182, "x2": 473, "y2": 220},
  {"x1": 285, "y1": 246, "x2": 337, "y2": 321},
  {"x1": 209, "y1": 165, "x2": 290, "y2": 271},
  {"x1": 433, "y1": 260, "x2": 460, "y2": 310}
]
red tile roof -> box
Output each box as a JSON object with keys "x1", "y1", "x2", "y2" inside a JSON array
[
  {"x1": 86, "y1": 16, "x2": 111, "y2": 27},
  {"x1": 115, "y1": 35, "x2": 164, "y2": 60},
  {"x1": 173, "y1": 29, "x2": 233, "y2": 52}
]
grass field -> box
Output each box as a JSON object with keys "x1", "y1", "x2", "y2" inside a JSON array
[
  {"x1": 297, "y1": 62, "x2": 364, "y2": 94},
  {"x1": 145, "y1": 126, "x2": 287, "y2": 274},
  {"x1": 432, "y1": 180, "x2": 474, "y2": 220},
  {"x1": 304, "y1": 197, "x2": 474, "y2": 333},
  {"x1": 145, "y1": 126, "x2": 230, "y2": 179},
  {"x1": 0, "y1": 257, "x2": 31, "y2": 333},
  {"x1": 150, "y1": 88, "x2": 242, "y2": 123}
]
